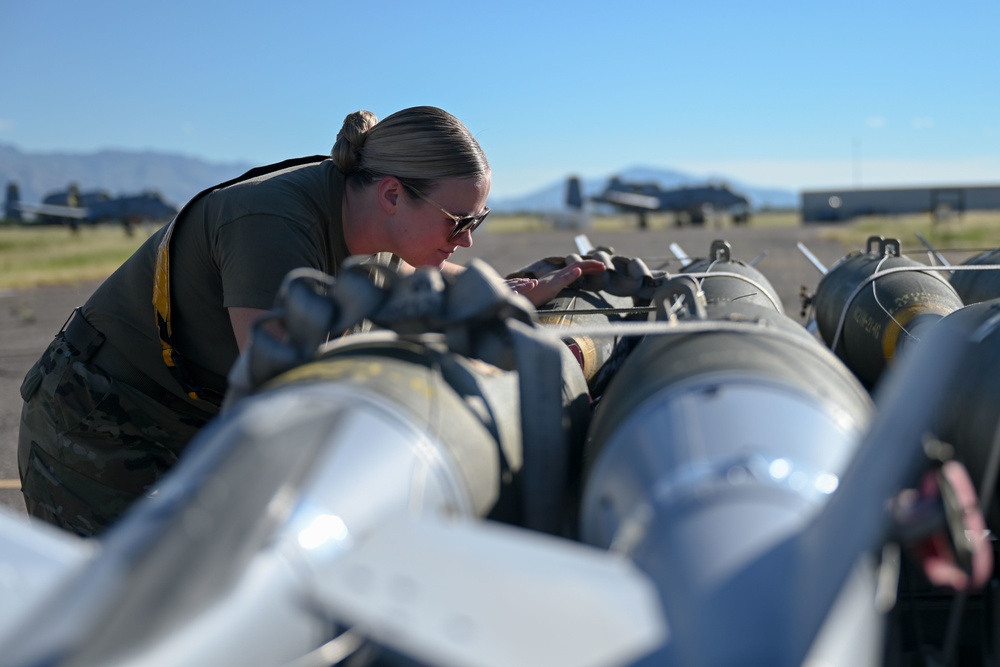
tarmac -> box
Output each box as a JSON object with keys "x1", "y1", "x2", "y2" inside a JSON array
[{"x1": 0, "y1": 223, "x2": 851, "y2": 520}]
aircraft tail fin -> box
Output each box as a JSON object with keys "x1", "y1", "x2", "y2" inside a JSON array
[
  {"x1": 4, "y1": 183, "x2": 21, "y2": 222},
  {"x1": 566, "y1": 176, "x2": 584, "y2": 210}
]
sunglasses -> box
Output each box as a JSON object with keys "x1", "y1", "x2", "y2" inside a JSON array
[{"x1": 404, "y1": 184, "x2": 490, "y2": 242}]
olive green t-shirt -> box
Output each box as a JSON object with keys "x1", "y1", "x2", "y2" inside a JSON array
[{"x1": 83, "y1": 159, "x2": 355, "y2": 406}]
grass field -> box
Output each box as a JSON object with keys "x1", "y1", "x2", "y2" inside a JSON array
[
  {"x1": 0, "y1": 214, "x2": 794, "y2": 289},
  {"x1": 2, "y1": 209, "x2": 999, "y2": 289},
  {"x1": 816, "y1": 210, "x2": 1000, "y2": 254},
  {"x1": 0, "y1": 223, "x2": 153, "y2": 289}
]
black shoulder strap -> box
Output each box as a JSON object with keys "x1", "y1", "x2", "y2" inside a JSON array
[
  {"x1": 186, "y1": 155, "x2": 333, "y2": 206},
  {"x1": 153, "y1": 155, "x2": 330, "y2": 406}
]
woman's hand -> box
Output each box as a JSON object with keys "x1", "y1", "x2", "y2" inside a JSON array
[{"x1": 505, "y1": 259, "x2": 606, "y2": 307}]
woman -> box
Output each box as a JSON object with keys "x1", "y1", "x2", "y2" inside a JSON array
[{"x1": 18, "y1": 106, "x2": 602, "y2": 536}]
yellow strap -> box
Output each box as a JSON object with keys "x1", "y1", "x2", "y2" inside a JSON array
[{"x1": 153, "y1": 217, "x2": 178, "y2": 368}]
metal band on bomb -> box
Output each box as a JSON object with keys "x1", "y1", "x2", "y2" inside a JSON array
[{"x1": 812, "y1": 236, "x2": 963, "y2": 387}]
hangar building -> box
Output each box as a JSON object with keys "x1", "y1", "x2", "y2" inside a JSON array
[{"x1": 801, "y1": 184, "x2": 1000, "y2": 223}]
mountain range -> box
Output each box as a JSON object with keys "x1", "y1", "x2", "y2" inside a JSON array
[
  {"x1": 0, "y1": 143, "x2": 257, "y2": 210},
  {"x1": 0, "y1": 143, "x2": 797, "y2": 213},
  {"x1": 492, "y1": 166, "x2": 798, "y2": 212}
]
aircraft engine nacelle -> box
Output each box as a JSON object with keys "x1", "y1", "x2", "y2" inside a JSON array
[
  {"x1": 579, "y1": 285, "x2": 875, "y2": 666},
  {"x1": 812, "y1": 236, "x2": 962, "y2": 387}
]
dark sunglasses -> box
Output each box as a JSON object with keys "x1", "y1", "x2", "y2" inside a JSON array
[{"x1": 405, "y1": 184, "x2": 490, "y2": 242}]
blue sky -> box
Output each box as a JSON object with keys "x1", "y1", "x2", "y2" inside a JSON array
[{"x1": 2, "y1": 0, "x2": 998, "y2": 199}]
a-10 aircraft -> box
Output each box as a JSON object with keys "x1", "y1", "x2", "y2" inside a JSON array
[
  {"x1": 567, "y1": 175, "x2": 752, "y2": 229},
  {"x1": 4, "y1": 182, "x2": 177, "y2": 229}
]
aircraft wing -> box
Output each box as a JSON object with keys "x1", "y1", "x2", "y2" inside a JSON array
[
  {"x1": 595, "y1": 190, "x2": 661, "y2": 210},
  {"x1": 14, "y1": 202, "x2": 89, "y2": 219}
]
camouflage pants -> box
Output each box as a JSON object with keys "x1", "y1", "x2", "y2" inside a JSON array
[{"x1": 18, "y1": 332, "x2": 212, "y2": 537}]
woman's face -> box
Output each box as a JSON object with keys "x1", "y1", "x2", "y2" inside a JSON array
[{"x1": 394, "y1": 174, "x2": 491, "y2": 268}]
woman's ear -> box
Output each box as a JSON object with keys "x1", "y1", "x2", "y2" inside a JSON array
[{"x1": 377, "y1": 176, "x2": 402, "y2": 214}]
